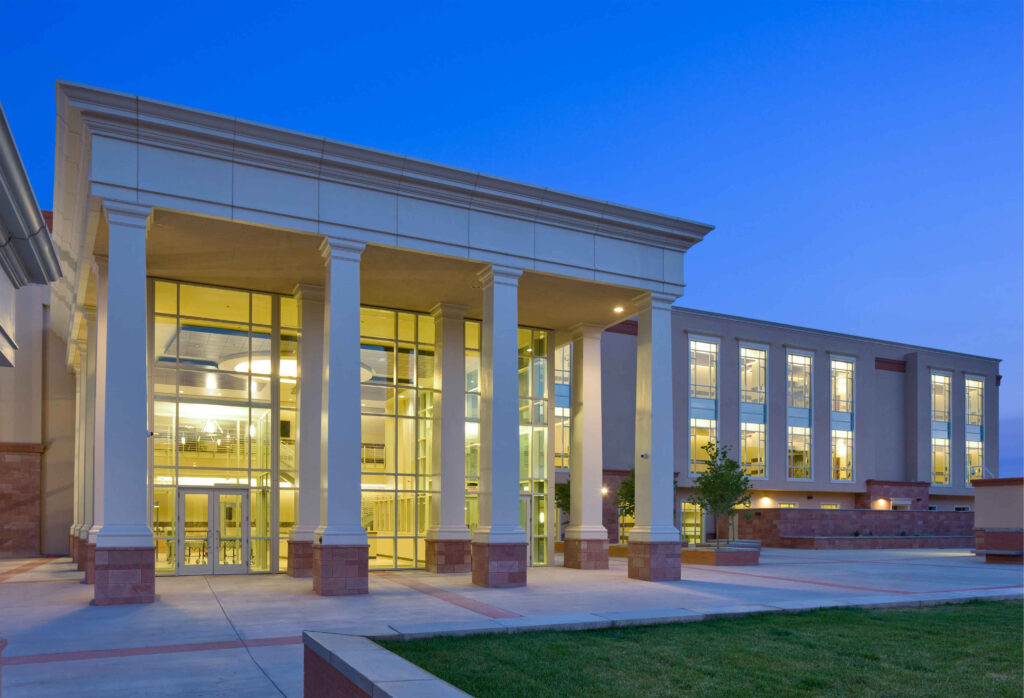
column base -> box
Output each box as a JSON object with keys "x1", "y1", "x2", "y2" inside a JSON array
[
  {"x1": 93, "y1": 547, "x2": 155, "y2": 606},
  {"x1": 627, "y1": 540, "x2": 682, "y2": 581},
  {"x1": 84, "y1": 542, "x2": 96, "y2": 583},
  {"x1": 471, "y1": 541, "x2": 527, "y2": 588},
  {"x1": 564, "y1": 538, "x2": 609, "y2": 570},
  {"x1": 69, "y1": 532, "x2": 77, "y2": 562},
  {"x1": 76, "y1": 538, "x2": 87, "y2": 571},
  {"x1": 287, "y1": 540, "x2": 314, "y2": 578},
  {"x1": 312, "y1": 544, "x2": 368, "y2": 596},
  {"x1": 425, "y1": 539, "x2": 471, "y2": 573}
]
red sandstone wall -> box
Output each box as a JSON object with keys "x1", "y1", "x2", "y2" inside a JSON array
[
  {"x1": 738, "y1": 508, "x2": 974, "y2": 548},
  {"x1": 0, "y1": 444, "x2": 42, "y2": 556},
  {"x1": 854, "y1": 480, "x2": 932, "y2": 510}
]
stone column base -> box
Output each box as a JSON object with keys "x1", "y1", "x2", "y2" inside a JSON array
[
  {"x1": 425, "y1": 539, "x2": 471, "y2": 573},
  {"x1": 471, "y1": 541, "x2": 527, "y2": 588},
  {"x1": 628, "y1": 540, "x2": 682, "y2": 581},
  {"x1": 287, "y1": 540, "x2": 313, "y2": 578},
  {"x1": 93, "y1": 547, "x2": 155, "y2": 606},
  {"x1": 84, "y1": 542, "x2": 96, "y2": 583},
  {"x1": 76, "y1": 538, "x2": 87, "y2": 571},
  {"x1": 564, "y1": 538, "x2": 609, "y2": 569},
  {"x1": 69, "y1": 533, "x2": 77, "y2": 562},
  {"x1": 312, "y1": 544, "x2": 368, "y2": 596}
]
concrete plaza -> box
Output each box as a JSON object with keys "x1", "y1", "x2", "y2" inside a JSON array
[{"x1": 1, "y1": 548, "x2": 1021, "y2": 697}]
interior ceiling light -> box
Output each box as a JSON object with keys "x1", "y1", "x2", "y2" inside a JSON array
[{"x1": 613, "y1": 306, "x2": 624, "y2": 313}]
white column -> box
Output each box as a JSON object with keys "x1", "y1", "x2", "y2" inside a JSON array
[
  {"x1": 315, "y1": 239, "x2": 367, "y2": 546},
  {"x1": 629, "y1": 292, "x2": 679, "y2": 543},
  {"x1": 565, "y1": 324, "x2": 607, "y2": 540},
  {"x1": 291, "y1": 284, "x2": 324, "y2": 543},
  {"x1": 95, "y1": 203, "x2": 153, "y2": 549},
  {"x1": 81, "y1": 307, "x2": 96, "y2": 544},
  {"x1": 70, "y1": 348, "x2": 84, "y2": 543},
  {"x1": 426, "y1": 302, "x2": 470, "y2": 540},
  {"x1": 87, "y1": 264, "x2": 107, "y2": 548},
  {"x1": 472, "y1": 266, "x2": 526, "y2": 545}
]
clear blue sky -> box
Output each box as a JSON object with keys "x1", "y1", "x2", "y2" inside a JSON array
[{"x1": 3, "y1": 1, "x2": 1021, "y2": 475}]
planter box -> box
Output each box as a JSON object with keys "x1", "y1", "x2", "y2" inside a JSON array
[{"x1": 681, "y1": 545, "x2": 760, "y2": 566}]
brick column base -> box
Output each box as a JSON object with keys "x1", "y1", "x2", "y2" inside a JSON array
[
  {"x1": 312, "y1": 544, "x2": 368, "y2": 596},
  {"x1": 628, "y1": 540, "x2": 682, "y2": 581},
  {"x1": 69, "y1": 533, "x2": 77, "y2": 562},
  {"x1": 287, "y1": 540, "x2": 313, "y2": 578},
  {"x1": 471, "y1": 541, "x2": 527, "y2": 588},
  {"x1": 84, "y1": 542, "x2": 96, "y2": 583},
  {"x1": 564, "y1": 538, "x2": 609, "y2": 569},
  {"x1": 93, "y1": 547, "x2": 155, "y2": 606},
  {"x1": 425, "y1": 539, "x2": 471, "y2": 573},
  {"x1": 76, "y1": 538, "x2": 87, "y2": 571}
]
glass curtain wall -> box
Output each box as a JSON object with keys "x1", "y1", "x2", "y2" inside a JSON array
[
  {"x1": 739, "y1": 346, "x2": 767, "y2": 478},
  {"x1": 931, "y1": 373, "x2": 951, "y2": 485},
  {"x1": 150, "y1": 280, "x2": 298, "y2": 575},
  {"x1": 359, "y1": 308, "x2": 436, "y2": 569},
  {"x1": 689, "y1": 339, "x2": 719, "y2": 474},
  {"x1": 965, "y1": 377, "x2": 984, "y2": 485},
  {"x1": 786, "y1": 353, "x2": 813, "y2": 480},
  {"x1": 830, "y1": 359, "x2": 854, "y2": 482}
]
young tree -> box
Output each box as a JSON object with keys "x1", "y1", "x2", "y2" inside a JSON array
[
  {"x1": 687, "y1": 441, "x2": 751, "y2": 548},
  {"x1": 615, "y1": 471, "x2": 635, "y2": 519}
]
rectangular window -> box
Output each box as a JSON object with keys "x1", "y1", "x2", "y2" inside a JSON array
[
  {"x1": 831, "y1": 430, "x2": 853, "y2": 481},
  {"x1": 553, "y1": 344, "x2": 571, "y2": 471},
  {"x1": 779, "y1": 502, "x2": 798, "y2": 509},
  {"x1": 831, "y1": 359, "x2": 854, "y2": 413},
  {"x1": 820, "y1": 503, "x2": 840, "y2": 510},
  {"x1": 740, "y1": 422, "x2": 765, "y2": 477},
  {"x1": 931, "y1": 373, "x2": 951, "y2": 423},
  {"x1": 690, "y1": 340, "x2": 718, "y2": 400},
  {"x1": 787, "y1": 354, "x2": 812, "y2": 409},
  {"x1": 787, "y1": 426, "x2": 811, "y2": 480},
  {"x1": 740, "y1": 347, "x2": 767, "y2": 404},
  {"x1": 954, "y1": 505, "x2": 971, "y2": 512},
  {"x1": 966, "y1": 440, "x2": 984, "y2": 485},
  {"x1": 931, "y1": 437, "x2": 950, "y2": 486},
  {"x1": 965, "y1": 377, "x2": 984, "y2": 426},
  {"x1": 690, "y1": 418, "x2": 717, "y2": 474}
]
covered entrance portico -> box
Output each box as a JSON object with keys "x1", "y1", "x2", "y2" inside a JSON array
[{"x1": 51, "y1": 82, "x2": 711, "y2": 605}]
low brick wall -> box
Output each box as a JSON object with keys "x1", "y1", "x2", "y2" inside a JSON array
[
  {"x1": 0, "y1": 443, "x2": 43, "y2": 556},
  {"x1": 737, "y1": 508, "x2": 974, "y2": 549}
]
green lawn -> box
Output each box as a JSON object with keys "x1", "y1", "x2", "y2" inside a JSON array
[{"x1": 381, "y1": 601, "x2": 1022, "y2": 697}]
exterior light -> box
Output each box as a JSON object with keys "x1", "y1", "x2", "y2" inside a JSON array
[
  {"x1": 601, "y1": 486, "x2": 609, "y2": 495},
  {"x1": 613, "y1": 306, "x2": 624, "y2": 313}
]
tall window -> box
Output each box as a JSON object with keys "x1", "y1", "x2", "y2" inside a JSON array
[
  {"x1": 787, "y1": 353, "x2": 812, "y2": 479},
  {"x1": 740, "y1": 423, "x2": 765, "y2": 478},
  {"x1": 740, "y1": 347, "x2": 766, "y2": 403},
  {"x1": 690, "y1": 339, "x2": 719, "y2": 475},
  {"x1": 787, "y1": 354, "x2": 812, "y2": 409},
  {"x1": 739, "y1": 346, "x2": 767, "y2": 478},
  {"x1": 690, "y1": 340, "x2": 718, "y2": 400},
  {"x1": 680, "y1": 502, "x2": 704, "y2": 544},
  {"x1": 931, "y1": 372, "x2": 951, "y2": 485},
  {"x1": 518, "y1": 328, "x2": 550, "y2": 565},
  {"x1": 464, "y1": 322, "x2": 481, "y2": 533},
  {"x1": 553, "y1": 344, "x2": 572, "y2": 471},
  {"x1": 965, "y1": 377, "x2": 984, "y2": 485},
  {"x1": 830, "y1": 358, "x2": 854, "y2": 481},
  {"x1": 787, "y1": 426, "x2": 811, "y2": 479},
  {"x1": 690, "y1": 419, "x2": 717, "y2": 473}
]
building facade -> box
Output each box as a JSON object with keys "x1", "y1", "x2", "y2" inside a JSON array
[
  {"x1": 595, "y1": 310, "x2": 1000, "y2": 546},
  {"x1": 0, "y1": 84, "x2": 1001, "y2": 606}
]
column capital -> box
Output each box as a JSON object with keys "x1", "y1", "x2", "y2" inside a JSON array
[
  {"x1": 319, "y1": 237, "x2": 365, "y2": 264},
  {"x1": 429, "y1": 302, "x2": 467, "y2": 320},
  {"x1": 632, "y1": 290, "x2": 678, "y2": 312},
  {"x1": 102, "y1": 201, "x2": 151, "y2": 230},
  {"x1": 91, "y1": 255, "x2": 108, "y2": 275},
  {"x1": 567, "y1": 322, "x2": 605, "y2": 341},
  {"x1": 77, "y1": 304, "x2": 97, "y2": 321},
  {"x1": 477, "y1": 264, "x2": 522, "y2": 288},
  {"x1": 293, "y1": 283, "x2": 325, "y2": 303}
]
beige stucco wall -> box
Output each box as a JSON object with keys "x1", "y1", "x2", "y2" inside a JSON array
[{"x1": 973, "y1": 481, "x2": 1024, "y2": 529}]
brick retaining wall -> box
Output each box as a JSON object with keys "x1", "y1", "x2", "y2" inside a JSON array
[
  {"x1": 0, "y1": 443, "x2": 43, "y2": 556},
  {"x1": 737, "y1": 508, "x2": 974, "y2": 549}
]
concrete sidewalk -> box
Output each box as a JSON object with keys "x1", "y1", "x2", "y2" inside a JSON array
[{"x1": 1, "y1": 548, "x2": 1021, "y2": 697}]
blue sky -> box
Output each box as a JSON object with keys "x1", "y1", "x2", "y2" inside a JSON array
[{"x1": 3, "y1": 1, "x2": 1021, "y2": 475}]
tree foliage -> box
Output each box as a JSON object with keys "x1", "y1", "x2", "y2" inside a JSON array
[
  {"x1": 687, "y1": 441, "x2": 751, "y2": 548},
  {"x1": 554, "y1": 482, "x2": 571, "y2": 514},
  {"x1": 615, "y1": 471, "x2": 636, "y2": 519}
]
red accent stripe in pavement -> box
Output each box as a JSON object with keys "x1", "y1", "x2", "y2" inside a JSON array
[
  {"x1": 1, "y1": 636, "x2": 300, "y2": 666},
  {"x1": 379, "y1": 573, "x2": 522, "y2": 619},
  {"x1": 0, "y1": 559, "x2": 53, "y2": 583}
]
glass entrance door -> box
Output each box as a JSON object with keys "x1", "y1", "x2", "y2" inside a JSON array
[{"x1": 177, "y1": 488, "x2": 250, "y2": 574}]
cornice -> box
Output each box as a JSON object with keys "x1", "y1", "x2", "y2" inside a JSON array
[{"x1": 56, "y1": 82, "x2": 714, "y2": 253}]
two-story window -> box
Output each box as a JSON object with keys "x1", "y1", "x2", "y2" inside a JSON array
[
  {"x1": 786, "y1": 352, "x2": 813, "y2": 480},
  {"x1": 689, "y1": 339, "x2": 719, "y2": 474},
  {"x1": 830, "y1": 358, "x2": 854, "y2": 481},
  {"x1": 965, "y1": 376, "x2": 984, "y2": 485},
  {"x1": 930, "y1": 372, "x2": 951, "y2": 485},
  {"x1": 739, "y1": 346, "x2": 767, "y2": 478}
]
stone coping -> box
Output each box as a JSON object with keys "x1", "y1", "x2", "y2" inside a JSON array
[{"x1": 303, "y1": 589, "x2": 1022, "y2": 696}]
